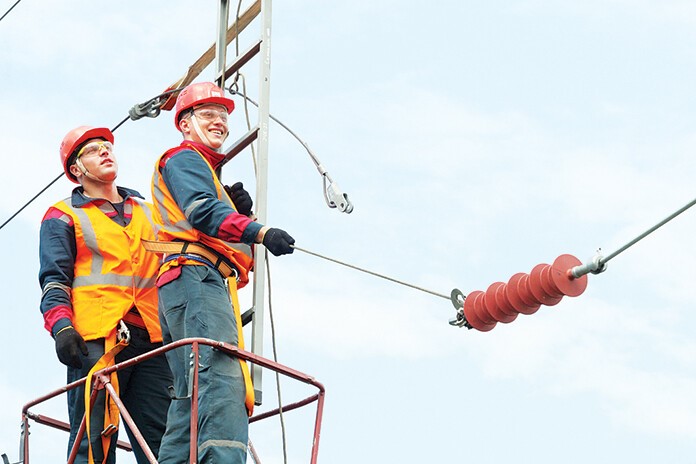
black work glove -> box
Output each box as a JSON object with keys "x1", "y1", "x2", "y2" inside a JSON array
[
  {"x1": 262, "y1": 228, "x2": 295, "y2": 256},
  {"x1": 55, "y1": 326, "x2": 89, "y2": 369},
  {"x1": 225, "y1": 182, "x2": 253, "y2": 217}
]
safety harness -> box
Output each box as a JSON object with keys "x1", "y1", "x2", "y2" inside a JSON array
[
  {"x1": 84, "y1": 321, "x2": 130, "y2": 464},
  {"x1": 142, "y1": 238, "x2": 255, "y2": 415}
]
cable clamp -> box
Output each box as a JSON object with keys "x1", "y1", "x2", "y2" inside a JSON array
[
  {"x1": 448, "y1": 288, "x2": 471, "y2": 329},
  {"x1": 323, "y1": 175, "x2": 353, "y2": 214},
  {"x1": 570, "y1": 250, "x2": 608, "y2": 278},
  {"x1": 128, "y1": 97, "x2": 163, "y2": 121}
]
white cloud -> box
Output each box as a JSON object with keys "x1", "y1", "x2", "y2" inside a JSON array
[{"x1": 466, "y1": 296, "x2": 696, "y2": 439}]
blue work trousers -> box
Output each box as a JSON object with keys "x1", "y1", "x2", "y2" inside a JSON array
[
  {"x1": 66, "y1": 324, "x2": 172, "y2": 463},
  {"x1": 157, "y1": 265, "x2": 249, "y2": 464}
]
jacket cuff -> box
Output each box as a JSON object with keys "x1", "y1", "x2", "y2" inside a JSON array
[{"x1": 241, "y1": 221, "x2": 264, "y2": 245}]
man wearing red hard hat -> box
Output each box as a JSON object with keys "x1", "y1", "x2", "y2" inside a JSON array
[
  {"x1": 147, "y1": 82, "x2": 294, "y2": 463},
  {"x1": 39, "y1": 126, "x2": 171, "y2": 463}
]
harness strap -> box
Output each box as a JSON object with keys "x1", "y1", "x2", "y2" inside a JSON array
[
  {"x1": 228, "y1": 278, "x2": 255, "y2": 415},
  {"x1": 142, "y1": 239, "x2": 239, "y2": 279},
  {"x1": 85, "y1": 325, "x2": 129, "y2": 464}
]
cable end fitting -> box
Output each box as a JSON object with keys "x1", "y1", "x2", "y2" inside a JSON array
[
  {"x1": 325, "y1": 180, "x2": 354, "y2": 214},
  {"x1": 570, "y1": 253, "x2": 607, "y2": 279},
  {"x1": 449, "y1": 288, "x2": 471, "y2": 328},
  {"x1": 128, "y1": 98, "x2": 163, "y2": 121}
]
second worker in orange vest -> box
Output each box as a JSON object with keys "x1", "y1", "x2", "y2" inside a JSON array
[{"x1": 39, "y1": 126, "x2": 172, "y2": 463}]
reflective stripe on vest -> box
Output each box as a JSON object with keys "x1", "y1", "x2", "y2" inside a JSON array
[{"x1": 54, "y1": 196, "x2": 162, "y2": 342}]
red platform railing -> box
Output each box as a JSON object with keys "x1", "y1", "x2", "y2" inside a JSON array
[{"x1": 18, "y1": 337, "x2": 325, "y2": 464}]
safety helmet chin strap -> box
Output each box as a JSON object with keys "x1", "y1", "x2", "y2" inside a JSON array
[
  {"x1": 75, "y1": 157, "x2": 113, "y2": 184},
  {"x1": 191, "y1": 113, "x2": 229, "y2": 152}
]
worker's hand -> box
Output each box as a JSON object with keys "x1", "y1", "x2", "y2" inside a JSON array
[
  {"x1": 55, "y1": 326, "x2": 89, "y2": 369},
  {"x1": 225, "y1": 182, "x2": 253, "y2": 217},
  {"x1": 262, "y1": 228, "x2": 295, "y2": 256}
]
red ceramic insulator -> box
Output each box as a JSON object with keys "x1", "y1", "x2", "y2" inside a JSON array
[
  {"x1": 549, "y1": 254, "x2": 588, "y2": 297},
  {"x1": 485, "y1": 282, "x2": 517, "y2": 323},
  {"x1": 494, "y1": 281, "x2": 520, "y2": 317},
  {"x1": 506, "y1": 273, "x2": 541, "y2": 315},
  {"x1": 516, "y1": 272, "x2": 544, "y2": 306},
  {"x1": 463, "y1": 290, "x2": 496, "y2": 332},
  {"x1": 539, "y1": 265, "x2": 564, "y2": 298},
  {"x1": 528, "y1": 264, "x2": 563, "y2": 307},
  {"x1": 474, "y1": 291, "x2": 497, "y2": 325}
]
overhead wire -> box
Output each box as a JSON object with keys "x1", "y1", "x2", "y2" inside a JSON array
[
  {"x1": 265, "y1": 251, "x2": 289, "y2": 464},
  {"x1": 0, "y1": 115, "x2": 129, "y2": 231},
  {"x1": 0, "y1": 0, "x2": 21, "y2": 23},
  {"x1": 0, "y1": 92, "x2": 173, "y2": 232},
  {"x1": 600, "y1": 196, "x2": 696, "y2": 265},
  {"x1": 227, "y1": 87, "x2": 353, "y2": 213},
  {"x1": 570, "y1": 195, "x2": 696, "y2": 278},
  {"x1": 291, "y1": 245, "x2": 451, "y2": 301}
]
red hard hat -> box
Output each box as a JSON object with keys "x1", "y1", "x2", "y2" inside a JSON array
[
  {"x1": 174, "y1": 82, "x2": 235, "y2": 130},
  {"x1": 60, "y1": 126, "x2": 114, "y2": 183}
]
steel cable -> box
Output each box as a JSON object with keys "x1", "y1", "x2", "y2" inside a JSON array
[{"x1": 0, "y1": 0, "x2": 21, "y2": 23}]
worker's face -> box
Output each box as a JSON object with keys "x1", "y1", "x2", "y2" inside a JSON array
[
  {"x1": 69, "y1": 138, "x2": 118, "y2": 183},
  {"x1": 180, "y1": 104, "x2": 229, "y2": 149}
]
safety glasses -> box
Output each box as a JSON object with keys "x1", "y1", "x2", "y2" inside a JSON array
[
  {"x1": 193, "y1": 108, "x2": 228, "y2": 123},
  {"x1": 77, "y1": 140, "x2": 113, "y2": 158}
]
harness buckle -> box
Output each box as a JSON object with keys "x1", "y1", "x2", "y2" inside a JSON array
[
  {"x1": 116, "y1": 320, "x2": 131, "y2": 344},
  {"x1": 101, "y1": 423, "x2": 118, "y2": 437}
]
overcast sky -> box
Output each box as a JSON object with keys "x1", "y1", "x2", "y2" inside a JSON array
[{"x1": 1, "y1": 1, "x2": 696, "y2": 463}]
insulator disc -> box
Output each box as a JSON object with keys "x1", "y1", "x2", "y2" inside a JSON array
[
  {"x1": 463, "y1": 290, "x2": 497, "y2": 332},
  {"x1": 550, "y1": 254, "x2": 588, "y2": 297},
  {"x1": 494, "y1": 281, "x2": 519, "y2": 317},
  {"x1": 529, "y1": 264, "x2": 563, "y2": 306},
  {"x1": 485, "y1": 282, "x2": 517, "y2": 322},
  {"x1": 539, "y1": 265, "x2": 564, "y2": 298},
  {"x1": 506, "y1": 273, "x2": 541, "y2": 315},
  {"x1": 516, "y1": 272, "x2": 543, "y2": 306},
  {"x1": 474, "y1": 291, "x2": 497, "y2": 325}
]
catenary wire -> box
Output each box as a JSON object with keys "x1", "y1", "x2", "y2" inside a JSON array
[
  {"x1": 601, "y1": 196, "x2": 696, "y2": 265},
  {"x1": 0, "y1": 0, "x2": 21, "y2": 23},
  {"x1": 0, "y1": 88, "x2": 181, "y2": 232},
  {"x1": 265, "y1": 251, "x2": 289, "y2": 464},
  {"x1": 291, "y1": 245, "x2": 452, "y2": 300},
  {"x1": 0, "y1": 173, "x2": 62, "y2": 230},
  {"x1": 0, "y1": 115, "x2": 130, "y2": 231},
  {"x1": 228, "y1": 89, "x2": 325, "y2": 175}
]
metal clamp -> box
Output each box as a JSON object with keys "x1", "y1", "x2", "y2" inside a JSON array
[
  {"x1": 116, "y1": 320, "x2": 131, "y2": 345},
  {"x1": 448, "y1": 288, "x2": 471, "y2": 329},
  {"x1": 128, "y1": 97, "x2": 163, "y2": 121},
  {"x1": 324, "y1": 176, "x2": 353, "y2": 214},
  {"x1": 570, "y1": 251, "x2": 608, "y2": 278}
]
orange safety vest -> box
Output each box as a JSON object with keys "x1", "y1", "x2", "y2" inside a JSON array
[
  {"x1": 52, "y1": 196, "x2": 162, "y2": 342},
  {"x1": 151, "y1": 146, "x2": 257, "y2": 415},
  {"x1": 151, "y1": 145, "x2": 254, "y2": 287}
]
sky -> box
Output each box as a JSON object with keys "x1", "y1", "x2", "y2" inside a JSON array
[{"x1": 1, "y1": 0, "x2": 696, "y2": 462}]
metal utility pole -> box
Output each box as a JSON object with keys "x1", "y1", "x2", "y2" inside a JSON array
[{"x1": 214, "y1": 0, "x2": 272, "y2": 404}]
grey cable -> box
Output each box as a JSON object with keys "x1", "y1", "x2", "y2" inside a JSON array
[
  {"x1": 0, "y1": 115, "x2": 130, "y2": 231},
  {"x1": 0, "y1": 0, "x2": 21, "y2": 23},
  {"x1": 602, "y1": 196, "x2": 696, "y2": 264},
  {"x1": 265, "y1": 250, "x2": 289, "y2": 464},
  {"x1": 291, "y1": 245, "x2": 451, "y2": 300}
]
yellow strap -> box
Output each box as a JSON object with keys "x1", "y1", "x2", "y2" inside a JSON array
[
  {"x1": 85, "y1": 329, "x2": 128, "y2": 464},
  {"x1": 228, "y1": 278, "x2": 255, "y2": 415}
]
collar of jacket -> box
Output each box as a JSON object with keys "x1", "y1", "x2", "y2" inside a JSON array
[
  {"x1": 70, "y1": 186, "x2": 143, "y2": 208},
  {"x1": 179, "y1": 140, "x2": 226, "y2": 170}
]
